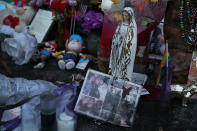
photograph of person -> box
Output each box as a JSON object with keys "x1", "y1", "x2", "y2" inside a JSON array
[
  {"x1": 99, "y1": 110, "x2": 116, "y2": 122},
  {"x1": 76, "y1": 95, "x2": 96, "y2": 114},
  {"x1": 124, "y1": 86, "x2": 139, "y2": 104},
  {"x1": 102, "y1": 87, "x2": 122, "y2": 113},
  {"x1": 91, "y1": 100, "x2": 103, "y2": 116},
  {"x1": 89, "y1": 75, "x2": 110, "y2": 100},
  {"x1": 113, "y1": 114, "x2": 131, "y2": 126},
  {"x1": 125, "y1": 92, "x2": 137, "y2": 104},
  {"x1": 100, "y1": 110, "x2": 111, "y2": 120},
  {"x1": 107, "y1": 112, "x2": 116, "y2": 122},
  {"x1": 116, "y1": 100, "x2": 135, "y2": 126},
  {"x1": 149, "y1": 25, "x2": 165, "y2": 55},
  {"x1": 97, "y1": 76, "x2": 109, "y2": 101},
  {"x1": 120, "y1": 116, "x2": 131, "y2": 127},
  {"x1": 113, "y1": 114, "x2": 122, "y2": 125},
  {"x1": 82, "y1": 72, "x2": 96, "y2": 95},
  {"x1": 89, "y1": 76, "x2": 101, "y2": 99},
  {"x1": 122, "y1": 82, "x2": 132, "y2": 99},
  {"x1": 110, "y1": 79, "x2": 124, "y2": 89}
]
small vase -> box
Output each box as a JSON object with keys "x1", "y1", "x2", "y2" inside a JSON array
[
  {"x1": 86, "y1": 30, "x2": 101, "y2": 57},
  {"x1": 57, "y1": 22, "x2": 65, "y2": 50}
]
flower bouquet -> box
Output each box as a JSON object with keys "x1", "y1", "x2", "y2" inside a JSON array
[
  {"x1": 76, "y1": 10, "x2": 104, "y2": 33},
  {"x1": 51, "y1": 0, "x2": 68, "y2": 23},
  {"x1": 50, "y1": 0, "x2": 69, "y2": 50}
]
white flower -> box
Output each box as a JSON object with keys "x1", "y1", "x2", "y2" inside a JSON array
[{"x1": 101, "y1": 0, "x2": 113, "y2": 11}]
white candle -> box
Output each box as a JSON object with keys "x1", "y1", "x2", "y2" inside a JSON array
[{"x1": 57, "y1": 112, "x2": 75, "y2": 131}]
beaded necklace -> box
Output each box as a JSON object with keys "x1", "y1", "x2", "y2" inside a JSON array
[{"x1": 179, "y1": 0, "x2": 197, "y2": 45}]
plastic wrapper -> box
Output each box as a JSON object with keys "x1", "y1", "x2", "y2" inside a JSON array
[
  {"x1": 54, "y1": 82, "x2": 79, "y2": 117},
  {"x1": 0, "y1": 25, "x2": 38, "y2": 65},
  {"x1": 0, "y1": 97, "x2": 39, "y2": 131},
  {"x1": 1, "y1": 106, "x2": 22, "y2": 131},
  {"x1": 0, "y1": 25, "x2": 15, "y2": 35},
  {"x1": 0, "y1": 73, "x2": 57, "y2": 106},
  {"x1": 21, "y1": 96, "x2": 40, "y2": 131},
  {"x1": 0, "y1": 117, "x2": 21, "y2": 131},
  {"x1": 1, "y1": 107, "x2": 21, "y2": 122}
]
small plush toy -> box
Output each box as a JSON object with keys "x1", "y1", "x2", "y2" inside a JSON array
[
  {"x1": 14, "y1": 6, "x2": 35, "y2": 32},
  {"x1": 32, "y1": 41, "x2": 57, "y2": 69},
  {"x1": 53, "y1": 34, "x2": 86, "y2": 70},
  {"x1": 0, "y1": 1, "x2": 35, "y2": 32}
]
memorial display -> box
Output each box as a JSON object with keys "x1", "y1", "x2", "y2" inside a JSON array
[
  {"x1": 1, "y1": 0, "x2": 196, "y2": 131},
  {"x1": 74, "y1": 69, "x2": 142, "y2": 127}
]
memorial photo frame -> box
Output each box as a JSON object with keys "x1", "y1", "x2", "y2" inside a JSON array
[{"x1": 74, "y1": 69, "x2": 142, "y2": 127}]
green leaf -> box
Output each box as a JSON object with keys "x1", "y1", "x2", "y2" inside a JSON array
[
  {"x1": 140, "y1": 21, "x2": 149, "y2": 26},
  {"x1": 89, "y1": 0, "x2": 98, "y2": 4}
]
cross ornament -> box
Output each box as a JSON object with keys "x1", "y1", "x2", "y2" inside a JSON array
[{"x1": 193, "y1": 57, "x2": 197, "y2": 68}]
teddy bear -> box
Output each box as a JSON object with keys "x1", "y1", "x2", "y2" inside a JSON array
[
  {"x1": 53, "y1": 34, "x2": 86, "y2": 70},
  {"x1": 14, "y1": 6, "x2": 35, "y2": 32},
  {"x1": 32, "y1": 41, "x2": 57, "y2": 69},
  {"x1": 0, "y1": 1, "x2": 35, "y2": 32}
]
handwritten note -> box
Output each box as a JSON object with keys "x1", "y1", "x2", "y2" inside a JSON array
[{"x1": 29, "y1": 9, "x2": 53, "y2": 43}]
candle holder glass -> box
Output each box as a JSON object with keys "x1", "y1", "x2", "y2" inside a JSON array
[{"x1": 40, "y1": 92, "x2": 57, "y2": 131}]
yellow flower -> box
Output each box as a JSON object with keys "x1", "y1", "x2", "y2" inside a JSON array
[
  {"x1": 112, "y1": 12, "x2": 122, "y2": 21},
  {"x1": 150, "y1": 0, "x2": 158, "y2": 3},
  {"x1": 111, "y1": 0, "x2": 121, "y2": 4}
]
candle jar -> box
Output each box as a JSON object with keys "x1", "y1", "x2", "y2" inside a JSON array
[
  {"x1": 57, "y1": 112, "x2": 75, "y2": 131},
  {"x1": 40, "y1": 92, "x2": 56, "y2": 131}
]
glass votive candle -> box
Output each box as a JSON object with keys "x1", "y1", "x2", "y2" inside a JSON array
[
  {"x1": 40, "y1": 92, "x2": 56, "y2": 131},
  {"x1": 57, "y1": 112, "x2": 75, "y2": 131}
]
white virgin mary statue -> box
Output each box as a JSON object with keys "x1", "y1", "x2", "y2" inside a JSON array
[{"x1": 109, "y1": 7, "x2": 137, "y2": 81}]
